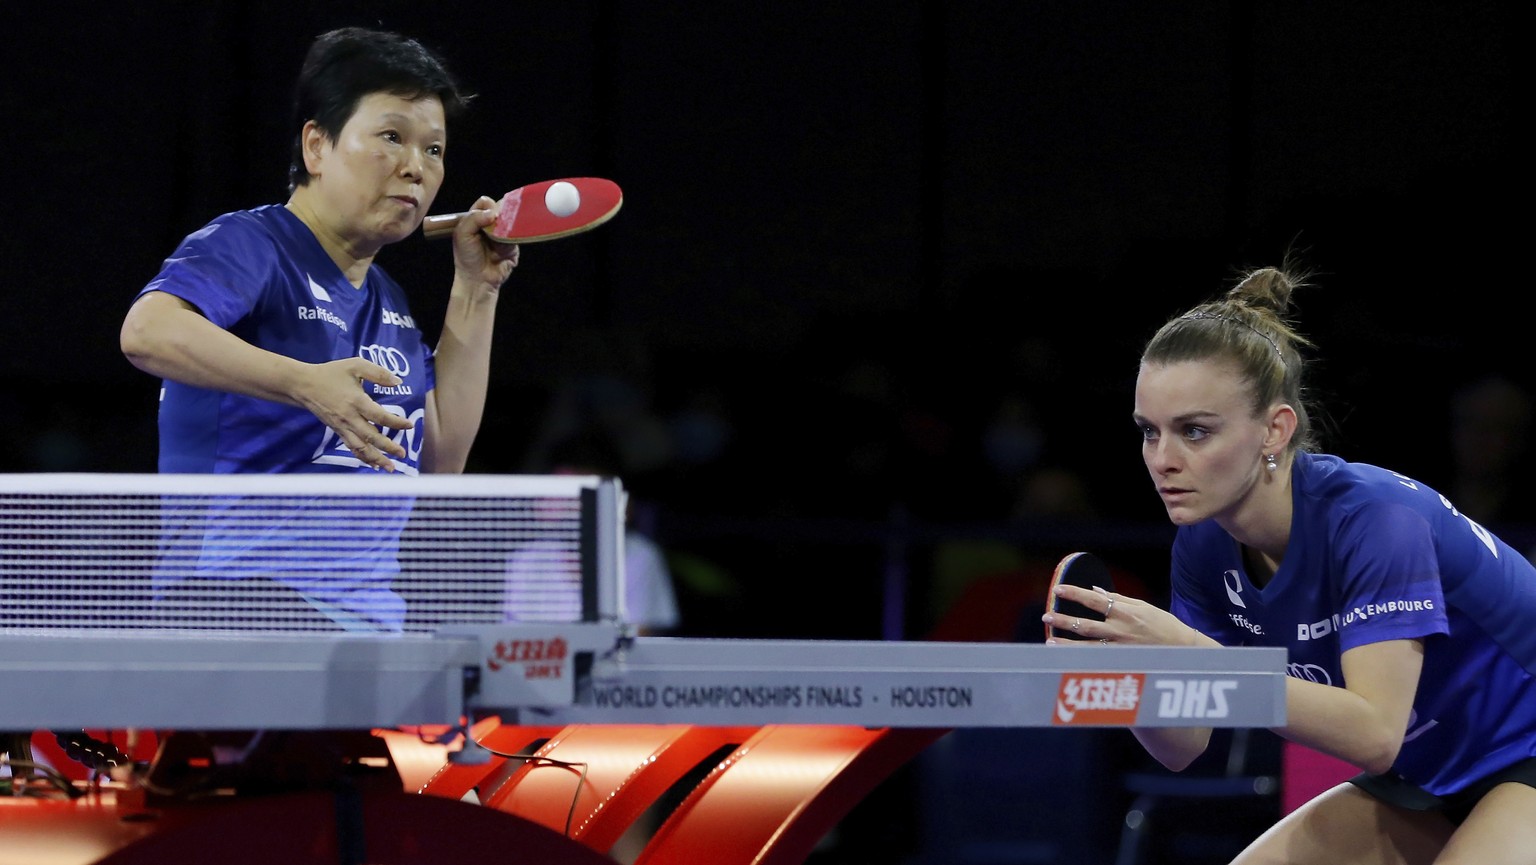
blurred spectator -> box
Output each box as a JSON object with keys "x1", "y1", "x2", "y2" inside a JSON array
[
  {"x1": 1446, "y1": 375, "x2": 1536, "y2": 527},
  {"x1": 667, "y1": 383, "x2": 735, "y2": 468},
  {"x1": 1443, "y1": 374, "x2": 1536, "y2": 561},
  {"x1": 503, "y1": 430, "x2": 680, "y2": 635},
  {"x1": 521, "y1": 326, "x2": 674, "y2": 483},
  {"x1": 925, "y1": 461, "x2": 1148, "y2": 642},
  {"x1": 1008, "y1": 465, "x2": 1099, "y2": 523}
]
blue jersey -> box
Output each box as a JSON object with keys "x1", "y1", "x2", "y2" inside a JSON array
[
  {"x1": 1170, "y1": 451, "x2": 1536, "y2": 796},
  {"x1": 140, "y1": 204, "x2": 435, "y2": 475},
  {"x1": 136, "y1": 205, "x2": 437, "y2": 630}
]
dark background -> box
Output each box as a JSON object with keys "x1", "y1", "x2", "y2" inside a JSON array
[
  {"x1": 2, "y1": 3, "x2": 1526, "y2": 860},
  {"x1": 7, "y1": 1, "x2": 1524, "y2": 627}
]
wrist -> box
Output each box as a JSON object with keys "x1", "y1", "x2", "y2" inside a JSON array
[{"x1": 450, "y1": 275, "x2": 503, "y2": 302}]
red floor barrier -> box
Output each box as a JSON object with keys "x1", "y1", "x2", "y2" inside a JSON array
[{"x1": 636, "y1": 725, "x2": 948, "y2": 865}]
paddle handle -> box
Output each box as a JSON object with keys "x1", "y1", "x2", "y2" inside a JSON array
[{"x1": 421, "y1": 212, "x2": 466, "y2": 240}]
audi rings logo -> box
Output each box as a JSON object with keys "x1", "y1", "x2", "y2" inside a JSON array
[
  {"x1": 360, "y1": 344, "x2": 410, "y2": 377},
  {"x1": 1285, "y1": 663, "x2": 1334, "y2": 686}
]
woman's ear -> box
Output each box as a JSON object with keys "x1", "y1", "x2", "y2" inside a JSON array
[
  {"x1": 1265, "y1": 403, "x2": 1298, "y2": 454},
  {"x1": 300, "y1": 121, "x2": 329, "y2": 177}
]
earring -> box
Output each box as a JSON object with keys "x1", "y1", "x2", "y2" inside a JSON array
[{"x1": 1264, "y1": 453, "x2": 1278, "y2": 472}]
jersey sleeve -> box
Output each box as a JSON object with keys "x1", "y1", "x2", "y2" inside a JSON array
[
  {"x1": 1333, "y1": 501, "x2": 1450, "y2": 653},
  {"x1": 139, "y1": 214, "x2": 278, "y2": 328}
]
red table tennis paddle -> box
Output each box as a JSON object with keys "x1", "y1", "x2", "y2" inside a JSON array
[
  {"x1": 1045, "y1": 551, "x2": 1115, "y2": 641},
  {"x1": 422, "y1": 177, "x2": 623, "y2": 244}
]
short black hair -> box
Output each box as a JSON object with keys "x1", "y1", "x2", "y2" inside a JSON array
[{"x1": 287, "y1": 27, "x2": 472, "y2": 192}]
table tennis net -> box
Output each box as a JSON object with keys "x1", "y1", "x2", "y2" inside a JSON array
[{"x1": 0, "y1": 473, "x2": 623, "y2": 635}]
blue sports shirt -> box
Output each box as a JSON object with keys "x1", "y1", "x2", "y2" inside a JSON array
[
  {"x1": 135, "y1": 205, "x2": 437, "y2": 630},
  {"x1": 1170, "y1": 451, "x2": 1536, "y2": 796}
]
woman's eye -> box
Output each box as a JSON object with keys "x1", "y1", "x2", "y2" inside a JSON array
[{"x1": 1184, "y1": 426, "x2": 1209, "y2": 442}]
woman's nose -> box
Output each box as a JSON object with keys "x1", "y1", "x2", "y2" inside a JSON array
[
  {"x1": 400, "y1": 148, "x2": 424, "y2": 180},
  {"x1": 1146, "y1": 439, "x2": 1177, "y2": 473}
]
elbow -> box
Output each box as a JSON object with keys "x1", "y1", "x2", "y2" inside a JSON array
[
  {"x1": 1134, "y1": 727, "x2": 1211, "y2": 773},
  {"x1": 120, "y1": 318, "x2": 155, "y2": 374},
  {"x1": 1158, "y1": 750, "x2": 1199, "y2": 773},
  {"x1": 1359, "y1": 737, "x2": 1402, "y2": 777},
  {"x1": 120, "y1": 301, "x2": 165, "y2": 375},
  {"x1": 121, "y1": 291, "x2": 199, "y2": 376},
  {"x1": 1314, "y1": 725, "x2": 1400, "y2": 776},
  {"x1": 1361, "y1": 756, "x2": 1395, "y2": 776},
  {"x1": 1139, "y1": 733, "x2": 1207, "y2": 773},
  {"x1": 1353, "y1": 712, "x2": 1409, "y2": 775}
]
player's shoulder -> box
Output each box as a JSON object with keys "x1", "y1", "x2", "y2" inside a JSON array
[
  {"x1": 228, "y1": 204, "x2": 303, "y2": 241},
  {"x1": 1296, "y1": 451, "x2": 1440, "y2": 507},
  {"x1": 1295, "y1": 452, "x2": 1449, "y2": 546},
  {"x1": 185, "y1": 205, "x2": 289, "y2": 249}
]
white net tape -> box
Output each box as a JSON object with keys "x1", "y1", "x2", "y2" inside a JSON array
[{"x1": 0, "y1": 473, "x2": 618, "y2": 636}]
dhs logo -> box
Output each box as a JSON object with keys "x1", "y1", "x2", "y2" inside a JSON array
[
  {"x1": 486, "y1": 637, "x2": 569, "y2": 680},
  {"x1": 1153, "y1": 680, "x2": 1236, "y2": 719}
]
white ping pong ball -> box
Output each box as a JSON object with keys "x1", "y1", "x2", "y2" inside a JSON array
[{"x1": 545, "y1": 181, "x2": 581, "y2": 218}]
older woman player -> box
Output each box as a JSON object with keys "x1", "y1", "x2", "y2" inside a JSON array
[{"x1": 120, "y1": 27, "x2": 518, "y2": 630}]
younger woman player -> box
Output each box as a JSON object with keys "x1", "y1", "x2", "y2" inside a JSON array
[{"x1": 1047, "y1": 265, "x2": 1536, "y2": 863}]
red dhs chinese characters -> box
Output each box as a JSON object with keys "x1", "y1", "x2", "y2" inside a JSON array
[{"x1": 1054, "y1": 673, "x2": 1144, "y2": 725}]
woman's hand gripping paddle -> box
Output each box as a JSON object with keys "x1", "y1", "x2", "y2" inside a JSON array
[{"x1": 1045, "y1": 551, "x2": 1115, "y2": 641}]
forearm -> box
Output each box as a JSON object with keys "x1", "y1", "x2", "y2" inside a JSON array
[
  {"x1": 121, "y1": 294, "x2": 306, "y2": 405},
  {"x1": 1137, "y1": 676, "x2": 1403, "y2": 773},
  {"x1": 1275, "y1": 676, "x2": 1405, "y2": 775},
  {"x1": 1132, "y1": 623, "x2": 1221, "y2": 769},
  {"x1": 422, "y1": 280, "x2": 499, "y2": 472}
]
